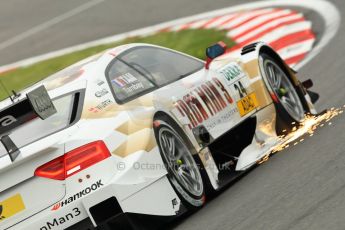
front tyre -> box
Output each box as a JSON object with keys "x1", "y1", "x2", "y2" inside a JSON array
[
  {"x1": 260, "y1": 54, "x2": 305, "y2": 132},
  {"x1": 155, "y1": 119, "x2": 205, "y2": 209}
]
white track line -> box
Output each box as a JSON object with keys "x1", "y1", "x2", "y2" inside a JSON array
[
  {"x1": 188, "y1": 19, "x2": 211, "y2": 29},
  {"x1": 228, "y1": 9, "x2": 292, "y2": 37},
  {"x1": 0, "y1": 0, "x2": 340, "y2": 73},
  {"x1": 277, "y1": 38, "x2": 316, "y2": 60},
  {"x1": 181, "y1": 8, "x2": 313, "y2": 68},
  {"x1": 230, "y1": 21, "x2": 311, "y2": 46},
  {"x1": 226, "y1": 21, "x2": 311, "y2": 52},
  {"x1": 219, "y1": 9, "x2": 275, "y2": 29},
  {"x1": 252, "y1": 21, "x2": 312, "y2": 44},
  {"x1": 0, "y1": 0, "x2": 105, "y2": 52},
  {"x1": 236, "y1": 13, "x2": 304, "y2": 43},
  {"x1": 204, "y1": 14, "x2": 237, "y2": 29},
  {"x1": 226, "y1": 20, "x2": 313, "y2": 54}
]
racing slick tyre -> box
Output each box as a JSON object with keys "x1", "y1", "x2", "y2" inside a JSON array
[
  {"x1": 154, "y1": 117, "x2": 205, "y2": 210},
  {"x1": 259, "y1": 53, "x2": 306, "y2": 134}
]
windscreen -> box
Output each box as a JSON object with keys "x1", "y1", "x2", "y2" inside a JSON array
[
  {"x1": 106, "y1": 46, "x2": 204, "y2": 104},
  {"x1": 119, "y1": 46, "x2": 204, "y2": 86}
]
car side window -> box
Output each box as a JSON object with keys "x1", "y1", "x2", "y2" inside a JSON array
[
  {"x1": 106, "y1": 59, "x2": 156, "y2": 103},
  {"x1": 119, "y1": 46, "x2": 203, "y2": 87}
]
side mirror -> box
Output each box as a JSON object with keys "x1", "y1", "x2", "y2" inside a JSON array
[{"x1": 205, "y1": 41, "x2": 227, "y2": 69}]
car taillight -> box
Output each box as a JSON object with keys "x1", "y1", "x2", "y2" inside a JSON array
[{"x1": 35, "y1": 141, "x2": 111, "y2": 180}]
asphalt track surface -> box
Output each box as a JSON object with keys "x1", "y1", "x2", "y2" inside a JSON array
[{"x1": 1, "y1": 0, "x2": 345, "y2": 230}]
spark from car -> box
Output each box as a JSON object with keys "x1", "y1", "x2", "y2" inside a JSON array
[{"x1": 258, "y1": 106, "x2": 344, "y2": 164}]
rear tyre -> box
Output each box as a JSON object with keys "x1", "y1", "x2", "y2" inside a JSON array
[
  {"x1": 154, "y1": 119, "x2": 205, "y2": 210},
  {"x1": 259, "y1": 54, "x2": 305, "y2": 134}
]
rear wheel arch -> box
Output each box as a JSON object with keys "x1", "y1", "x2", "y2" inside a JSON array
[
  {"x1": 153, "y1": 111, "x2": 202, "y2": 149},
  {"x1": 153, "y1": 111, "x2": 197, "y2": 155},
  {"x1": 154, "y1": 110, "x2": 217, "y2": 193},
  {"x1": 153, "y1": 111, "x2": 207, "y2": 209}
]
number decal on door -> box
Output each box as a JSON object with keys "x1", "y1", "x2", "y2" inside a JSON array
[
  {"x1": 234, "y1": 80, "x2": 258, "y2": 116},
  {"x1": 233, "y1": 81, "x2": 248, "y2": 98}
]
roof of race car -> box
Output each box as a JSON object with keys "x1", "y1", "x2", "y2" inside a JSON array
[
  {"x1": 0, "y1": 43, "x2": 153, "y2": 108},
  {"x1": 0, "y1": 42, "x2": 232, "y2": 110},
  {"x1": 41, "y1": 43, "x2": 145, "y2": 91}
]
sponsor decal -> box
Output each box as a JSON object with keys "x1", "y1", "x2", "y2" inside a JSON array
[
  {"x1": 233, "y1": 81, "x2": 248, "y2": 98},
  {"x1": 237, "y1": 93, "x2": 258, "y2": 117},
  {"x1": 233, "y1": 80, "x2": 258, "y2": 116},
  {"x1": 174, "y1": 78, "x2": 234, "y2": 129},
  {"x1": 40, "y1": 208, "x2": 81, "y2": 230},
  {"x1": 112, "y1": 73, "x2": 138, "y2": 88},
  {"x1": 96, "y1": 99, "x2": 112, "y2": 110},
  {"x1": 0, "y1": 115, "x2": 17, "y2": 127},
  {"x1": 51, "y1": 203, "x2": 61, "y2": 211},
  {"x1": 203, "y1": 107, "x2": 238, "y2": 131},
  {"x1": 96, "y1": 80, "x2": 105, "y2": 86},
  {"x1": 95, "y1": 88, "x2": 109, "y2": 97},
  {"x1": 219, "y1": 63, "x2": 244, "y2": 85},
  {"x1": 88, "y1": 99, "x2": 113, "y2": 113},
  {"x1": 51, "y1": 180, "x2": 103, "y2": 211},
  {"x1": 0, "y1": 194, "x2": 26, "y2": 222},
  {"x1": 123, "y1": 82, "x2": 144, "y2": 93},
  {"x1": 88, "y1": 107, "x2": 99, "y2": 113}
]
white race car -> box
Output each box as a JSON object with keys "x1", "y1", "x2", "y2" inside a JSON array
[{"x1": 0, "y1": 42, "x2": 319, "y2": 230}]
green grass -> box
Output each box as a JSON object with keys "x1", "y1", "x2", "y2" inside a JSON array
[{"x1": 0, "y1": 29, "x2": 235, "y2": 100}]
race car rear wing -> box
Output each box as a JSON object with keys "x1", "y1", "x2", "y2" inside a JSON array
[{"x1": 0, "y1": 85, "x2": 56, "y2": 161}]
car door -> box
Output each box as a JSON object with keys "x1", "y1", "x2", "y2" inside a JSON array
[
  {"x1": 113, "y1": 45, "x2": 258, "y2": 140},
  {"x1": 170, "y1": 60, "x2": 259, "y2": 140}
]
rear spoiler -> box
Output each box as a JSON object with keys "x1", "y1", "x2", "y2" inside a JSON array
[{"x1": 0, "y1": 85, "x2": 56, "y2": 161}]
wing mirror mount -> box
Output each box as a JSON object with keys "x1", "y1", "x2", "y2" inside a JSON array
[{"x1": 205, "y1": 41, "x2": 227, "y2": 69}]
